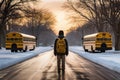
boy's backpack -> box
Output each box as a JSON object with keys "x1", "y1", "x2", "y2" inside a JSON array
[{"x1": 56, "y1": 38, "x2": 66, "y2": 54}]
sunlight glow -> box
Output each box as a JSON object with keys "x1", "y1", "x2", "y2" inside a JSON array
[
  {"x1": 53, "y1": 11, "x2": 70, "y2": 35},
  {"x1": 40, "y1": 0, "x2": 85, "y2": 35},
  {"x1": 40, "y1": 1, "x2": 71, "y2": 35},
  {"x1": 26, "y1": 0, "x2": 87, "y2": 35}
]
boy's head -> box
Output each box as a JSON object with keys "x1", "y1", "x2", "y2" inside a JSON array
[{"x1": 58, "y1": 30, "x2": 64, "y2": 38}]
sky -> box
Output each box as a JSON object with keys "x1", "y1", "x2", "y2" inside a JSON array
[{"x1": 40, "y1": 0, "x2": 71, "y2": 35}]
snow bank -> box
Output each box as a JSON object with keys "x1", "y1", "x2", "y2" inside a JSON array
[
  {"x1": 0, "y1": 47, "x2": 52, "y2": 70},
  {"x1": 70, "y1": 46, "x2": 120, "y2": 73}
]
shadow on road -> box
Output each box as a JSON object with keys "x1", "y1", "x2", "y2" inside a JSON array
[{"x1": 66, "y1": 62, "x2": 89, "y2": 80}]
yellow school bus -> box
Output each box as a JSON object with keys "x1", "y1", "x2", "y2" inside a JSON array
[
  {"x1": 6, "y1": 32, "x2": 36, "y2": 52},
  {"x1": 83, "y1": 32, "x2": 112, "y2": 52}
]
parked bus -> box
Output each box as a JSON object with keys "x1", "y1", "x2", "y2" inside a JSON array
[
  {"x1": 6, "y1": 32, "x2": 36, "y2": 52},
  {"x1": 83, "y1": 32, "x2": 112, "y2": 52}
]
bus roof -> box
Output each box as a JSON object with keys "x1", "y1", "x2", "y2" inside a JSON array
[
  {"x1": 84, "y1": 32, "x2": 110, "y2": 38},
  {"x1": 84, "y1": 33, "x2": 98, "y2": 38},
  {"x1": 20, "y1": 33, "x2": 36, "y2": 39},
  {"x1": 7, "y1": 32, "x2": 36, "y2": 39}
]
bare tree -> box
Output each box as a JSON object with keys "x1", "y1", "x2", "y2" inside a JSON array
[
  {"x1": 5, "y1": 6, "x2": 56, "y2": 46},
  {"x1": 0, "y1": 0, "x2": 37, "y2": 48},
  {"x1": 23, "y1": 8, "x2": 56, "y2": 46},
  {"x1": 65, "y1": 0, "x2": 120, "y2": 50},
  {"x1": 64, "y1": 0, "x2": 106, "y2": 32},
  {"x1": 99, "y1": 0, "x2": 120, "y2": 50},
  {"x1": 24, "y1": 8, "x2": 56, "y2": 34}
]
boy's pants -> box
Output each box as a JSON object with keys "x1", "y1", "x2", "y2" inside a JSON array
[{"x1": 57, "y1": 55, "x2": 65, "y2": 73}]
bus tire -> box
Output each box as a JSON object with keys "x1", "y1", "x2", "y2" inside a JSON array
[
  {"x1": 15, "y1": 50, "x2": 18, "y2": 52},
  {"x1": 91, "y1": 46, "x2": 95, "y2": 53},
  {"x1": 23, "y1": 50, "x2": 26, "y2": 52},
  {"x1": 83, "y1": 46, "x2": 87, "y2": 52},
  {"x1": 19, "y1": 49, "x2": 22, "y2": 52},
  {"x1": 11, "y1": 50, "x2": 14, "y2": 52},
  {"x1": 85, "y1": 49, "x2": 88, "y2": 52},
  {"x1": 32, "y1": 46, "x2": 35, "y2": 50},
  {"x1": 23, "y1": 46, "x2": 27, "y2": 52},
  {"x1": 101, "y1": 49, "x2": 105, "y2": 52}
]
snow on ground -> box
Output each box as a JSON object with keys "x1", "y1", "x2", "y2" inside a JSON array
[
  {"x1": 0, "y1": 46, "x2": 52, "y2": 70},
  {"x1": 1, "y1": 46, "x2": 120, "y2": 74},
  {"x1": 70, "y1": 46, "x2": 120, "y2": 73}
]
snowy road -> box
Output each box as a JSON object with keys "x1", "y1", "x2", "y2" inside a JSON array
[{"x1": 0, "y1": 50, "x2": 120, "y2": 80}]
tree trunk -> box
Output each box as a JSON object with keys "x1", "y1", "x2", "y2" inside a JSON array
[
  {"x1": 112, "y1": 22, "x2": 120, "y2": 50},
  {"x1": 0, "y1": 23, "x2": 6, "y2": 48},
  {"x1": 114, "y1": 34, "x2": 120, "y2": 50},
  {"x1": 0, "y1": 27, "x2": 2, "y2": 49}
]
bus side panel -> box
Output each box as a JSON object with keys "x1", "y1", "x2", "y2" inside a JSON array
[
  {"x1": 23, "y1": 42, "x2": 36, "y2": 51},
  {"x1": 83, "y1": 41, "x2": 95, "y2": 52}
]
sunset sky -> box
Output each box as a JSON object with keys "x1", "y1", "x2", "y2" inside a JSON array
[{"x1": 40, "y1": 0, "x2": 71, "y2": 35}]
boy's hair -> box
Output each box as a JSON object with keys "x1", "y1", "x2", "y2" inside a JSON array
[{"x1": 58, "y1": 30, "x2": 64, "y2": 38}]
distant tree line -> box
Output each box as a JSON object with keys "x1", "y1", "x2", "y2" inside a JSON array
[
  {"x1": 0, "y1": 0, "x2": 56, "y2": 48},
  {"x1": 65, "y1": 0, "x2": 120, "y2": 50},
  {"x1": 8, "y1": 8, "x2": 56, "y2": 46}
]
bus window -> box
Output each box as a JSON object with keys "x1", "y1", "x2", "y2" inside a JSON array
[
  {"x1": 11, "y1": 38, "x2": 14, "y2": 41},
  {"x1": 108, "y1": 38, "x2": 111, "y2": 40},
  {"x1": 13, "y1": 34, "x2": 16, "y2": 36},
  {"x1": 15, "y1": 38, "x2": 18, "y2": 40},
  {"x1": 7, "y1": 38, "x2": 10, "y2": 41},
  {"x1": 19, "y1": 38, "x2": 22, "y2": 41},
  {"x1": 97, "y1": 38, "x2": 100, "y2": 41},
  {"x1": 104, "y1": 38, "x2": 107, "y2": 40}
]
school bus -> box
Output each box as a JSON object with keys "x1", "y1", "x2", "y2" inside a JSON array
[
  {"x1": 6, "y1": 32, "x2": 36, "y2": 52},
  {"x1": 83, "y1": 32, "x2": 112, "y2": 52}
]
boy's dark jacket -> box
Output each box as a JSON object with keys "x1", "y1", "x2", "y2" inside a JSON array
[{"x1": 54, "y1": 38, "x2": 68, "y2": 56}]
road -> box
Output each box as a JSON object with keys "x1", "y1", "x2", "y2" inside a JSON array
[{"x1": 0, "y1": 50, "x2": 120, "y2": 80}]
